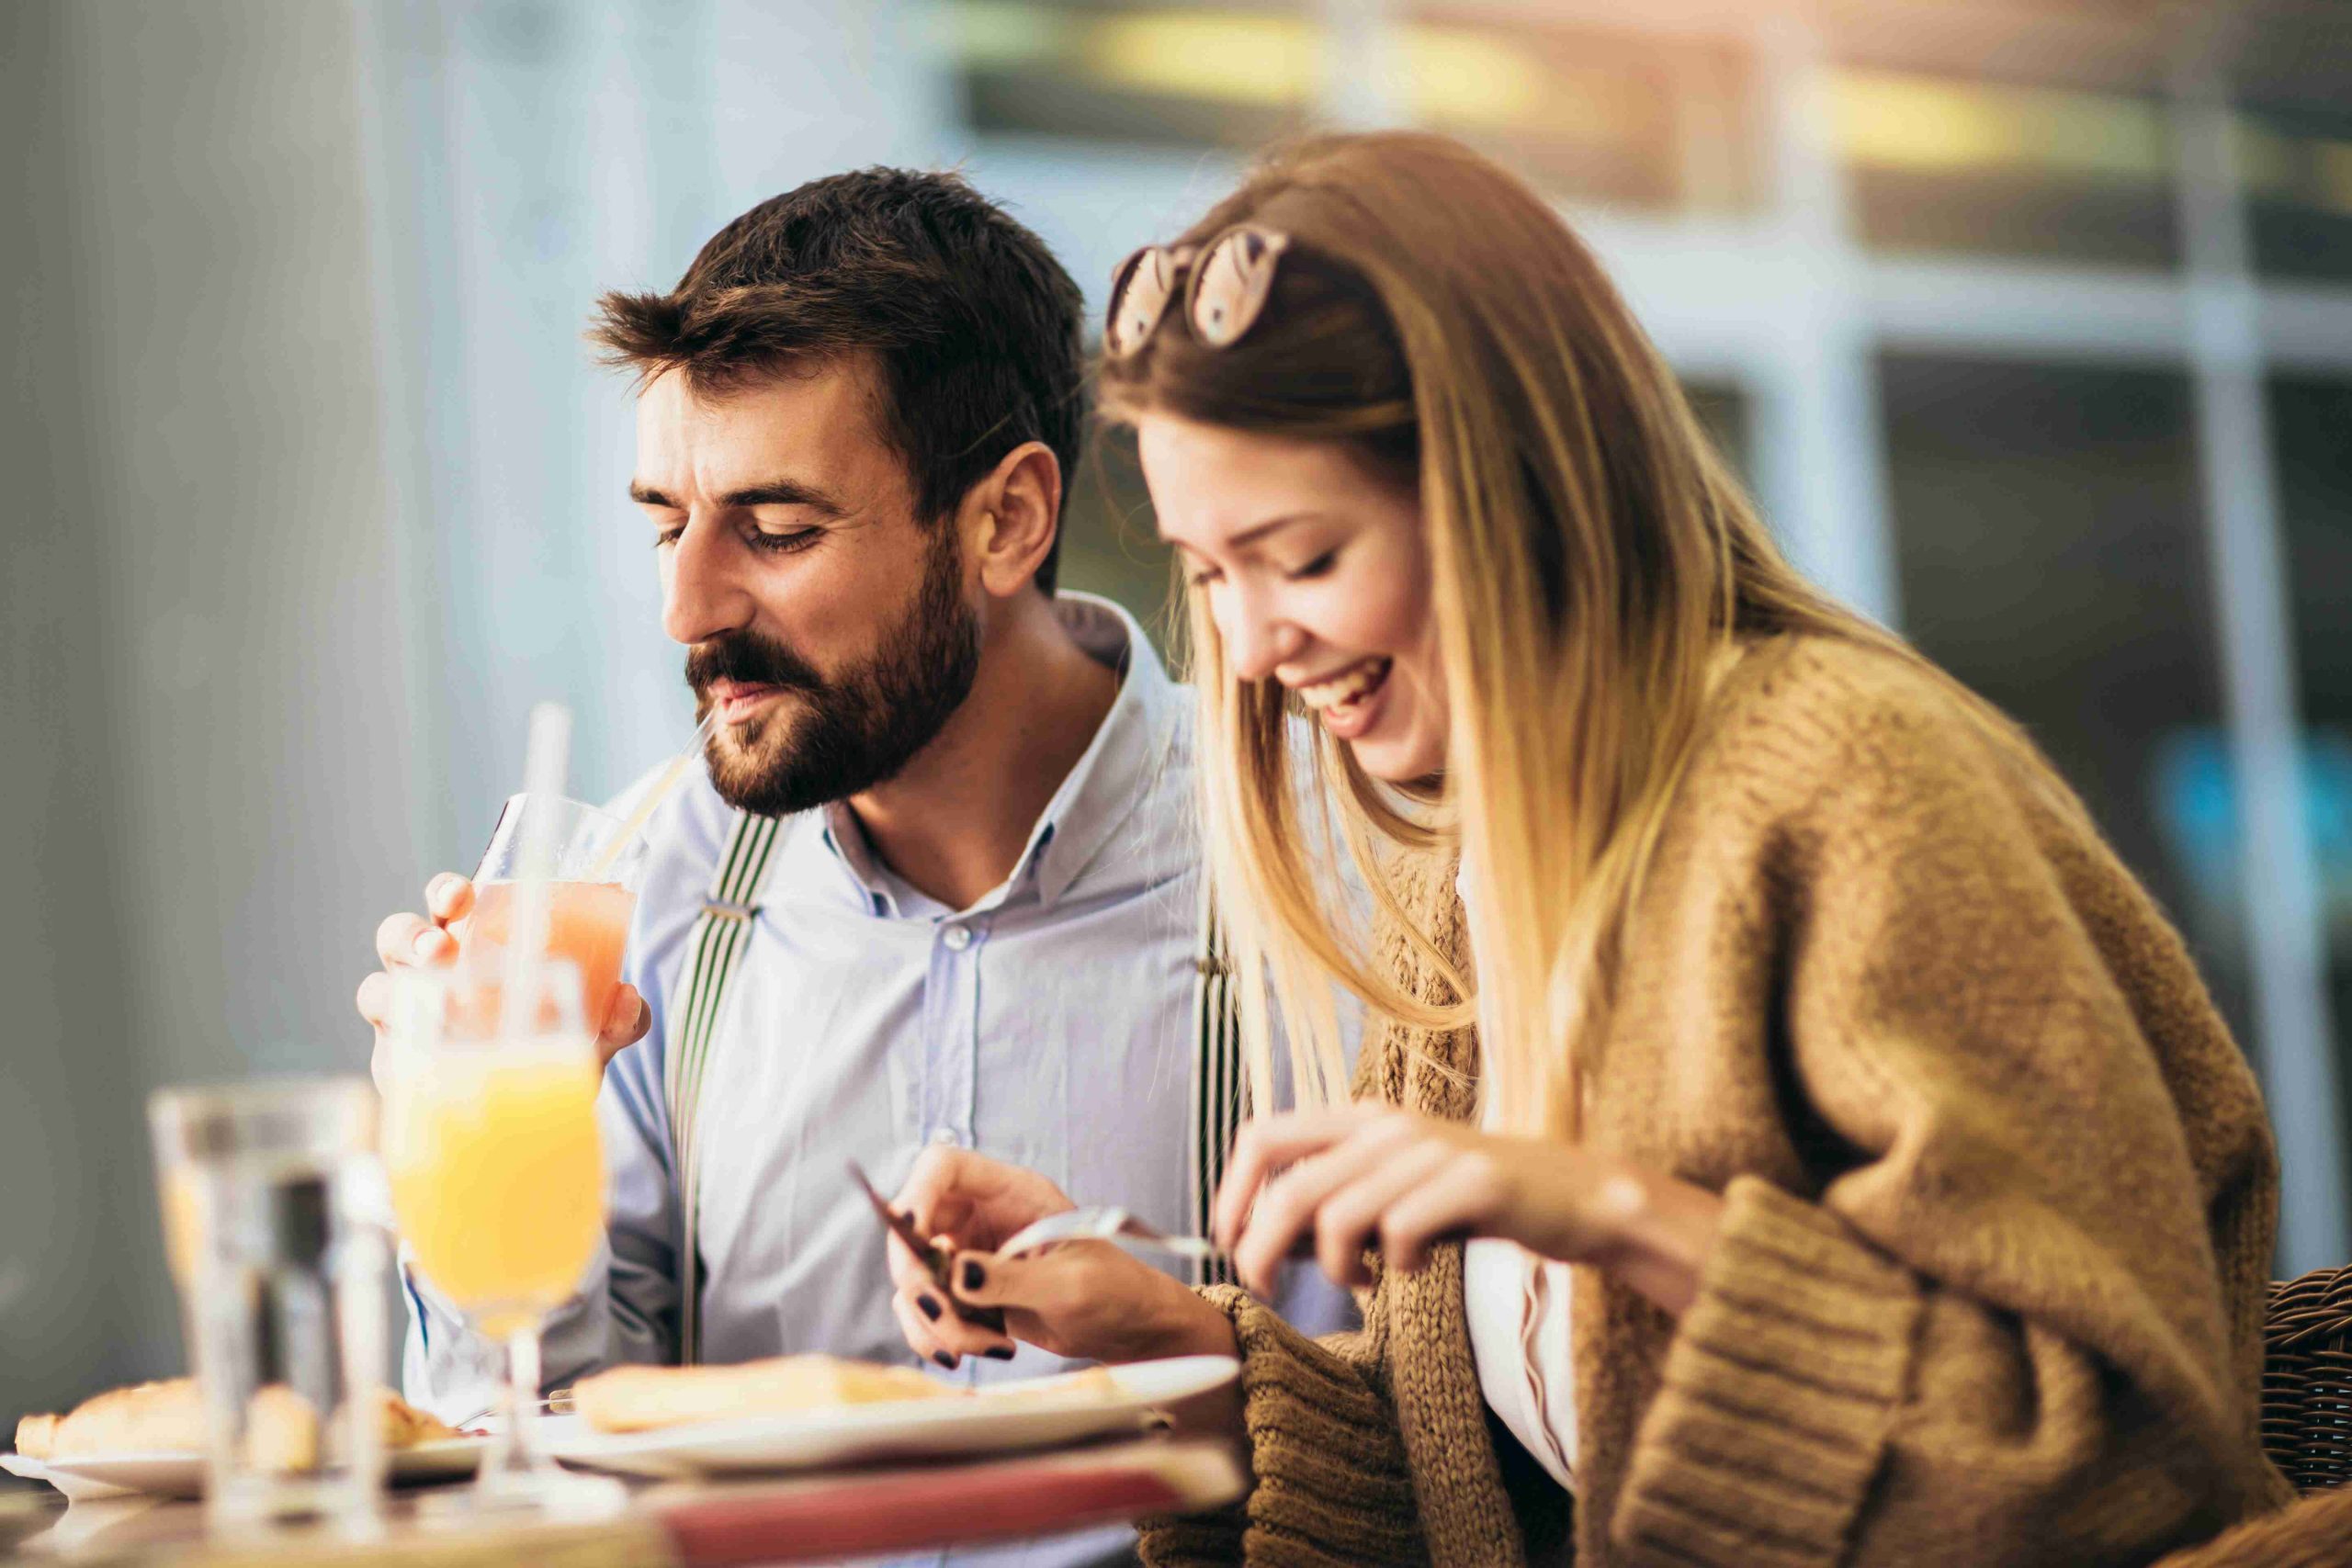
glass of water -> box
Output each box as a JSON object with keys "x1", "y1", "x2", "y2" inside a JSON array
[{"x1": 148, "y1": 1077, "x2": 390, "y2": 1534}]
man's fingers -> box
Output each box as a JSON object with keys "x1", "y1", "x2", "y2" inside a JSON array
[
  {"x1": 424, "y1": 874, "x2": 474, "y2": 924},
  {"x1": 374, "y1": 912, "x2": 437, "y2": 969},
  {"x1": 601, "y1": 984, "x2": 650, "y2": 1047},
  {"x1": 356, "y1": 970, "x2": 391, "y2": 1030}
]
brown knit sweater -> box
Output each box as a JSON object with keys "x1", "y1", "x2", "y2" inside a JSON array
[{"x1": 1142, "y1": 635, "x2": 2294, "y2": 1568}]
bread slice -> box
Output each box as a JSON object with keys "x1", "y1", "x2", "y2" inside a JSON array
[
  {"x1": 571, "y1": 1354, "x2": 956, "y2": 1434},
  {"x1": 12, "y1": 1414, "x2": 61, "y2": 1461},
  {"x1": 13, "y1": 1380, "x2": 459, "y2": 1463},
  {"x1": 50, "y1": 1379, "x2": 202, "y2": 1458}
]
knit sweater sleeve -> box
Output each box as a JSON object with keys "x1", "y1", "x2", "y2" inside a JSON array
[
  {"x1": 1610, "y1": 656, "x2": 2284, "y2": 1568},
  {"x1": 1136, "y1": 1283, "x2": 1427, "y2": 1568}
]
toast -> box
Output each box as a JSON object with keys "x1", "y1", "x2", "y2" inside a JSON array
[
  {"x1": 13, "y1": 1379, "x2": 458, "y2": 1463},
  {"x1": 571, "y1": 1354, "x2": 954, "y2": 1433}
]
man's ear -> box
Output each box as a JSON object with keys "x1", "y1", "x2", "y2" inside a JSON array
[{"x1": 960, "y1": 441, "x2": 1062, "y2": 599}]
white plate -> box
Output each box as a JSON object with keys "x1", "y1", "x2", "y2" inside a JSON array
[
  {"x1": 2, "y1": 1450, "x2": 133, "y2": 1503},
  {"x1": 3, "y1": 1438, "x2": 486, "y2": 1499},
  {"x1": 545, "y1": 1355, "x2": 1238, "y2": 1480}
]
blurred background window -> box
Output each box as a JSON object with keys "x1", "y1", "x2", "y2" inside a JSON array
[
  {"x1": 2271, "y1": 374, "x2": 2352, "y2": 1140},
  {"x1": 945, "y1": 1, "x2": 1320, "y2": 149},
  {"x1": 1877, "y1": 355, "x2": 2247, "y2": 1023},
  {"x1": 1391, "y1": 12, "x2": 1761, "y2": 215},
  {"x1": 2240, "y1": 108, "x2": 2352, "y2": 284},
  {"x1": 1830, "y1": 70, "x2": 2182, "y2": 267}
]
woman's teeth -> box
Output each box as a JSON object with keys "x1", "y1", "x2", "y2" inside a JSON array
[{"x1": 1295, "y1": 659, "x2": 1392, "y2": 711}]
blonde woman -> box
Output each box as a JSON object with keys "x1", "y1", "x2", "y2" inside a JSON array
[{"x1": 887, "y1": 131, "x2": 2292, "y2": 1567}]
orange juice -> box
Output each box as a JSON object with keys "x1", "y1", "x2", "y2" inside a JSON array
[
  {"x1": 382, "y1": 1046, "x2": 605, "y2": 1335},
  {"x1": 458, "y1": 880, "x2": 636, "y2": 1026},
  {"x1": 161, "y1": 1168, "x2": 204, "y2": 1287}
]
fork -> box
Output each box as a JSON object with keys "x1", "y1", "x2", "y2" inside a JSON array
[{"x1": 993, "y1": 1206, "x2": 1224, "y2": 1263}]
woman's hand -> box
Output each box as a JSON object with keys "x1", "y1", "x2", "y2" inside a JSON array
[
  {"x1": 887, "y1": 1146, "x2": 1239, "y2": 1371},
  {"x1": 1214, "y1": 1104, "x2": 1724, "y2": 1315}
]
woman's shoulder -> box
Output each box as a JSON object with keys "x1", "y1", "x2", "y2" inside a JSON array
[{"x1": 1689, "y1": 633, "x2": 2070, "y2": 839}]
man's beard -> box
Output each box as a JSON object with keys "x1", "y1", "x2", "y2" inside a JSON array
[{"x1": 686, "y1": 527, "x2": 980, "y2": 818}]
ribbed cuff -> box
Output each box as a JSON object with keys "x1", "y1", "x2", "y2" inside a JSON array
[
  {"x1": 1139, "y1": 1284, "x2": 1424, "y2": 1566},
  {"x1": 1611, "y1": 1177, "x2": 1921, "y2": 1568}
]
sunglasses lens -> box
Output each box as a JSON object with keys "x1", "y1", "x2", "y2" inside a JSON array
[
  {"x1": 1108, "y1": 248, "x2": 1176, "y2": 358},
  {"x1": 1193, "y1": 229, "x2": 1281, "y2": 348}
]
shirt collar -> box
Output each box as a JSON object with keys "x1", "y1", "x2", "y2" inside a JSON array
[{"x1": 807, "y1": 592, "x2": 1187, "y2": 918}]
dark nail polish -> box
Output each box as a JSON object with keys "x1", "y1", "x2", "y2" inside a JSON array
[
  {"x1": 961, "y1": 1259, "x2": 985, "y2": 1292},
  {"x1": 917, "y1": 1294, "x2": 943, "y2": 1321},
  {"x1": 984, "y1": 1346, "x2": 1014, "y2": 1360},
  {"x1": 933, "y1": 1350, "x2": 956, "y2": 1369}
]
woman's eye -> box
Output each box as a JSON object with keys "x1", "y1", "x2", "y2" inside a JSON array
[
  {"x1": 1285, "y1": 550, "x2": 1338, "y2": 581},
  {"x1": 1186, "y1": 564, "x2": 1224, "y2": 588}
]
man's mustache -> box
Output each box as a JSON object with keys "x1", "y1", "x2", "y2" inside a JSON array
[{"x1": 685, "y1": 631, "x2": 824, "y2": 696}]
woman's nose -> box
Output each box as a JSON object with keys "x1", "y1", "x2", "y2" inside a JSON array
[{"x1": 1219, "y1": 588, "x2": 1306, "y2": 682}]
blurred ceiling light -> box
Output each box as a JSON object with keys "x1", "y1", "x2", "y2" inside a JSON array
[
  {"x1": 942, "y1": 0, "x2": 1068, "y2": 69},
  {"x1": 1833, "y1": 71, "x2": 2169, "y2": 183},
  {"x1": 1389, "y1": 25, "x2": 1544, "y2": 128},
  {"x1": 1081, "y1": 10, "x2": 1320, "y2": 107}
]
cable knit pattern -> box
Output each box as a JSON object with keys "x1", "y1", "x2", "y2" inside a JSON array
[{"x1": 1140, "y1": 635, "x2": 2292, "y2": 1568}]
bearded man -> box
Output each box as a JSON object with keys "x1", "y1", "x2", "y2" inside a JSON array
[{"x1": 355, "y1": 169, "x2": 1338, "y2": 1565}]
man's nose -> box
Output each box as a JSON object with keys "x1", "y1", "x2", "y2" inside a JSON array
[
  {"x1": 661, "y1": 515, "x2": 758, "y2": 647},
  {"x1": 1219, "y1": 587, "x2": 1305, "y2": 683}
]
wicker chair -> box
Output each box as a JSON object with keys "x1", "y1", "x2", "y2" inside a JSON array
[
  {"x1": 2143, "y1": 1262, "x2": 2352, "y2": 1566},
  {"x1": 2260, "y1": 1261, "x2": 2352, "y2": 1493}
]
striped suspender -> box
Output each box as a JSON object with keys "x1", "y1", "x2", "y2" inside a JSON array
[
  {"x1": 664, "y1": 810, "x2": 782, "y2": 1366},
  {"x1": 1188, "y1": 876, "x2": 1243, "y2": 1289}
]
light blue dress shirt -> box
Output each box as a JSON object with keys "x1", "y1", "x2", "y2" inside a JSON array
[{"x1": 403, "y1": 594, "x2": 1347, "y2": 1566}]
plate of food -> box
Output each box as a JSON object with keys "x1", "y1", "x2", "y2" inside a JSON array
[
  {"x1": 544, "y1": 1353, "x2": 1238, "y2": 1479},
  {"x1": 8, "y1": 1380, "x2": 483, "y2": 1498}
]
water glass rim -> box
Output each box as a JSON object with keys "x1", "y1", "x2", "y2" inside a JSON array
[{"x1": 148, "y1": 1075, "x2": 376, "y2": 1164}]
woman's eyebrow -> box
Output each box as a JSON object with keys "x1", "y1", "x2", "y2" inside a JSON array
[{"x1": 1226, "y1": 512, "x2": 1322, "y2": 550}]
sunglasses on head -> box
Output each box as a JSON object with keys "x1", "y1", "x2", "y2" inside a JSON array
[{"x1": 1104, "y1": 224, "x2": 1293, "y2": 360}]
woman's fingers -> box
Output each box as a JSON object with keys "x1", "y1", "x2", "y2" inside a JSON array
[
  {"x1": 1307, "y1": 1138, "x2": 1459, "y2": 1288},
  {"x1": 1228, "y1": 1117, "x2": 1416, "y2": 1293},
  {"x1": 890, "y1": 1287, "x2": 956, "y2": 1369},
  {"x1": 1212, "y1": 1106, "x2": 1383, "y2": 1248},
  {"x1": 1374, "y1": 1149, "x2": 1514, "y2": 1274}
]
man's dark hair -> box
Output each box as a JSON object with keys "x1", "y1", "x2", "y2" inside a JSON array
[{"x1": 590, "y1": 168, "x2": 1085, "y2": 594}]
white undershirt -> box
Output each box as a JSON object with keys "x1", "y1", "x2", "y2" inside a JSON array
[{"x1": 1456, "y1": 867, "x2": 1580, "y2": 1494}]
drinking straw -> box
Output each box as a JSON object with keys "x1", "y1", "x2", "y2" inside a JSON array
[
  {"x1": 582, "y1": 706, "x2": 722, "y2": 882},
  {"x1": 499, "y1": 702, "x2": 571, "y2": 1040}
]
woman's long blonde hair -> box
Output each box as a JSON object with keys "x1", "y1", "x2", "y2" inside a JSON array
[{"x1": 1100, "y1": 132, "x2": 1928, "y2": 1136}]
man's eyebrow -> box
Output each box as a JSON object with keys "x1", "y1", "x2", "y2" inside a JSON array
[{"x1": 626, "y1": 479, "x2": 850, "y2": 517}]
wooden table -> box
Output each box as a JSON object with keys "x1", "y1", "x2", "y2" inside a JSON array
[{"x1": 0, "y1": 1438, "x2": 1245, "y2": 1565}]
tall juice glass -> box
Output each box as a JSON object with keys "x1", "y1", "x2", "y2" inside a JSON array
[
  {"x1": 458, "y1": 794, "x2": 648, "y2": 1031},
  {"x1": 379, "y1": 959, "x2": 617, "y2": 1514}
]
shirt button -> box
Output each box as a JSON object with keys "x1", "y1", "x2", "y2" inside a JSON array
[
  {"x1": 941, "y1": 925, "x2": 972, "y2": 952},
  {"x1": 930, "y1": 1128, "x2": 958, "y2": 1146}
]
